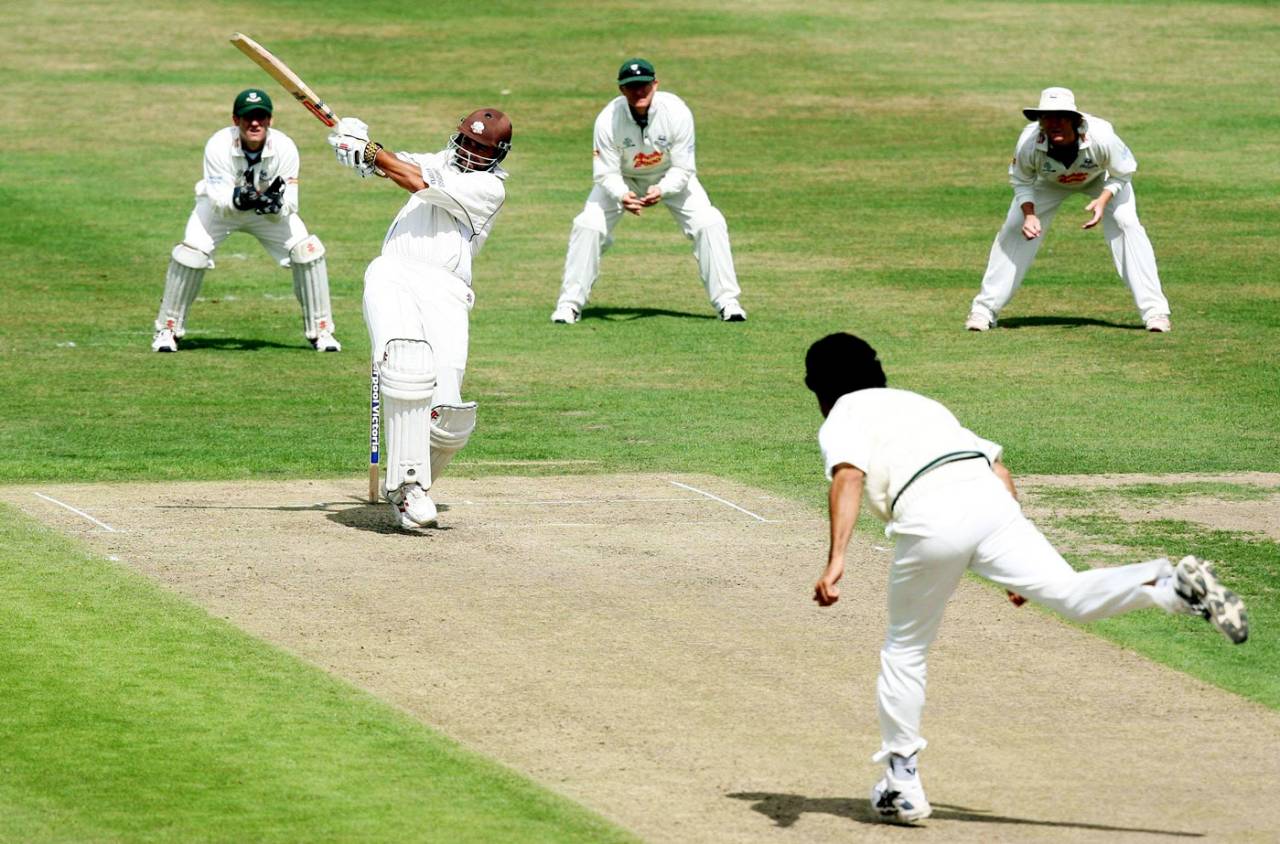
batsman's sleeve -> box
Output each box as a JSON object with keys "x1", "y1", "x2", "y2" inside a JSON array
[
  {"x1": 413, "y1": 157, "x2": 506, "y2": 237},
  {"x1": 818, "y1": 406, "x2": 871, "y2": 482},
  {"x1": 1009, "y1": 124, "x2": 1040, "y2": 207},
  {"x1": 201, "y1": 132, "x2": 237, "y2": 214},
  {"x1": 655, "y1": 101, "x2": 696, "y2": 196},
  {"x1": 1099, "y1": 128, "x2": 1137, "y2": 197},
  {"x1": 591, "y1": 109, "x2": 629, "y2": 202},
  {"x1": 275, "y1": 133, "x2": 301, "y2": 216}
]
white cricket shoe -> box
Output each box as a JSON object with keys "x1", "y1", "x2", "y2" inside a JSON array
[
  {"x1": 719, "y1": 301, "x2": 747, "y2": 322},
  {"x1": 311, "y1": 329, "x2": 342, "y2": 352},
  {"x1": 965, "y1": 311, "x2": 993, "y2": 332},
  {"x1": 1146, "y1": 315, "x2": 1172, "y2": 333},
  {"x1": 870, "y1": 772, "x2": 932, "y2": 824},
  {"x1": 551, "y1": 304, "x2": 580, "y2": 324},
  {"x1": 388, "y1": 483, "x2": 438, "y2": 530},
  {"x1": 151, "y1": 327, "x2": 178, "y2": 352},
  {"x1": 1174, "y1": 555, "x2": 1248, "y2": 643}
]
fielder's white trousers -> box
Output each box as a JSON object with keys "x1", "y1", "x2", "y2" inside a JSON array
[
  {"x1": 362, "y1": 255, "x2": 474, "y2": 407},
  {"x1": 875, "y1": 462, "x2": 1183, "y2": 761},
  {"x1": 970, "y1": 182, "x2": 1171, "y2": 323},
  {"x1": 556, "y1": 175, "x2": 742, "y2": 313}
]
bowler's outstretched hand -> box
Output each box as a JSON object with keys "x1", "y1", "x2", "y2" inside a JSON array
[{"x1": 814, "y1": 559, "x2": 844, "y2": 606}]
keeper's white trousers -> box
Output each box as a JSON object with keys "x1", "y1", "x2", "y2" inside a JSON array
[
  {"x1": 969, "y1": 182, "x2": 1171, "y2": 323},
  {"x1": 875, "y1": 461, "x2": 1185, "y2": 761},
  {"x1": 362, "y1": 255, "x2": 474, "y2": 407},
  {"x1": 556, "y1": 175, "x2": 742, "y2": 313}
]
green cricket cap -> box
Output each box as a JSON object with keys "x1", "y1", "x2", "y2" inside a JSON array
[
  {"x1": 233, "y1": 88, "x2": 273, "y2": 117},
  {"x1": 617, "y1": 58, "x2": 656, "y2": 85}
]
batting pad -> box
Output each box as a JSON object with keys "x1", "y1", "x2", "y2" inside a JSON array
[
  {"x1": 155, "y1": 243, "x2": 210, "y2": 335},
  {"x1": 429, "y1": 402, "x2": 477, "y2": 482},
  {"x1": 379, "y1": 339, "x2": 436, "y2": 494},
  {"x1": 289, "y1": 235, "x2": 334, "y2": 339}
]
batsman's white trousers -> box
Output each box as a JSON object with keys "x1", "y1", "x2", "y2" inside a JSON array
[
  {"x1": 181, "y1": 196, "x2": 312, "y2": 265},
  {"x1": 556, "y1": 175, "x2": 742, "y2": 312},
  {"x1": 362, "y1": 255, "x2": 474, "y2": 407},
  {"x1": 875, "y1": 460, "x2": 1182, "y2": 761},
  {"x1": 970, "y1": 182, "x2": 1171, "y2": 323}
]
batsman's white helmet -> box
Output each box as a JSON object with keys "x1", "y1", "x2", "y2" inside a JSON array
[{"x1": 449, "y1": 108, "x2": 513, "y2": 172}]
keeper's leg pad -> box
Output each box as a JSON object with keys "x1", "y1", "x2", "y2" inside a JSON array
[
  {"x1": 379, "y1": 339, "x2": 436, "y2": 494},
  {"x1": 289, "y1": 235, "x2": 334, "y2": 339},
  {"x1": 155, "y1": 243, "x2": 211, "y2": 335},
  {"x1": 429, "y1": 402, "x2": 477, "y2": 482}
]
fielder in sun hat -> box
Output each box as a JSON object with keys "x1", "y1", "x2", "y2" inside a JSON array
[{"x1": 1022, "y1": 86, "x2": 1081, "y2": 120}]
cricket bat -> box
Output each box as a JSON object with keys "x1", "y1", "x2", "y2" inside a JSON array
[{"x1": 230, "y1": 33, "x2": 339, "y2": 127}]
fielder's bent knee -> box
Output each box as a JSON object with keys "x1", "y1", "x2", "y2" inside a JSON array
[
  {"x1": 571, "y1": 208, "x2": 609, "y2": 235},
  {"x1": 688, "y1": 207, "x2": 727, "y2": 237}
]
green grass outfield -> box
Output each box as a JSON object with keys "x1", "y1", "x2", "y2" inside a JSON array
[{"x1": 2, "y1": 0, "x2": 1278, "y2": 838}]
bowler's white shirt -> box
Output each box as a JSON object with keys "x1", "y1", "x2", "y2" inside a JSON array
[
  {"x1": 380, "y1": 150, "x2": 507, "y2": 286},
  {"x1": 592, "y1": 90, "x2": 697, "y2": 202},
  {"x1": 1009, "y1": 113, "x2": 1137, "y2": 205},
  {"x1": 819, "y1": 388, "x2": 1003, "y2": 524},
  {"x1": 196, "y1": 126, "x2": 300, "y2": 217}
]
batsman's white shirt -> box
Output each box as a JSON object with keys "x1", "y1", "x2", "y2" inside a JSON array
[
  {"x1": 818, "y1": 389, "x2": 1003, "y2": 526},
  {"x1": 196, "y1": 126, "x2": 300, "y2": 216},
  {"x1": 593, "y1": 91, "x2": 696, "y2": 201},
  {"x1": 1009, "y1": 113, "x2": 1136, "y2": 204},
  {"x1": 379, "y1": 150, "x2": 507, "y2": 286}
]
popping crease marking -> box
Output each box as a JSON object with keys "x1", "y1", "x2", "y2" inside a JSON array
[
  {"x1": 33, "y1": 492, "x2": 118, "y2": 532},
  {"x1": 667, "y1": 480, "x2": 775, "y2": 523}
]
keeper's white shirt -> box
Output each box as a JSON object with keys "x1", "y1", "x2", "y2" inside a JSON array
[
  {"x1": 819, "y1": 388, "x2": 1004, "y2": 524},
  {"x1": 592, "y1": 90, "x2": 697, "y2": 202},
  {"x1": 379, "y1": 150, "x2": 508, "y2": 286},
  {"x1": 1009, "y1": 113, "x2": 1137, "y2": 205},
  {"x1": 196, "y1": 126, "x2": 300, "y2": 217}
]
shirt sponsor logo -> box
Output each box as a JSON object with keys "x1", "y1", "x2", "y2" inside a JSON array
[
  {"x1": 1057, "y1": 172, "x2": 1089, "y2": 184},
  {"x1": 1081, "y1": 154, "x2": 1096, "y2": 169},
  {"x1": 622, "y1": 138, "x2": 636, "y2": 148},
  {"x1": 632, "y1": 151, "x2": 663, "y2": 168}
]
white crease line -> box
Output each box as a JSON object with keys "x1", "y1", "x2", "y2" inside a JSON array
[
  {"x1": 462, "y1": 497, "x2": 697, "y2": 506},
  {"x1": 667, "y1": 481, "x2": 774, "y2": 523},
  {"x1": 33, "y1": 492, "x2": 118, "y2": 532}
]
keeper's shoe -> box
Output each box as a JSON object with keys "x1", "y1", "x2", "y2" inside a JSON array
[
  {"x1": 1174, "y1": 555, "x2": 1248, "y2": 644},
  {"x1": 719, "y1": 301, "x2": 747, "y2": 322},
  {"x1": 1146, "y1": 315, "x2": 1172, "y2": 333},
  {"x1": 965, "y1": 311, "x2": 994, "y2": 332},
  {"x1": 388, "y1": 482, "x2": 438, "y2": 530},
  {"x1": 551, "y1": 304, "x2": 580, "y2": 324},
  {"x1": 151, "y1": 327, "x2": 178, "y2": 352},
  {"x1": 311, "y1": 329, "x2": 342, "y2": 352},
  {"x1": 870, "y1": 772, "x2": 932, "y2": 824}
]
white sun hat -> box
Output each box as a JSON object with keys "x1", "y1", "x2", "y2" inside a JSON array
[{"x1": 1023, "y1": 87, "x2": 1081, "y2": 119}]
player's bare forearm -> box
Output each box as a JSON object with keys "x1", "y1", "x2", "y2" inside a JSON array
[
  {"x1": 816, "y1": 464, "x2": 864, "y2": 607},
  {"x1": 374, "y1": 148, "x2": 428, "y2": 193},
  {"x1": 993, "y1": 460, "x2": 1018, "y2": 501}
]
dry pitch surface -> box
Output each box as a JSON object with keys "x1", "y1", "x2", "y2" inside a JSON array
[{"x1": 5, "y1": 473, "x2": 1280, "y2": 842}]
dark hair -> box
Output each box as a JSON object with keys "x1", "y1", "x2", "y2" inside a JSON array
[{"x1": 804, "y1": 333, "x2": 887, "y2": 405}]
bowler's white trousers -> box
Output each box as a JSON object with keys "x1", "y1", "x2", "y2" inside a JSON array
[
  {"x1": 875, "y1": 461, "x2": 1184, "y2": 760},
  {"x1": 362, "y1": 255, "x2": 474, "y2": 407},
  {"x1": 556, "y1": 175, "x2": 741, "y2": 313},
  {"x1": 970, "y1": 182, "x2": 1171, "y2": 323}
]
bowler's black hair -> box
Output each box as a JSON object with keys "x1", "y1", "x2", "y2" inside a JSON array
[{"x1": 804, "y1": 332, "x2": 887, "y2": 406}]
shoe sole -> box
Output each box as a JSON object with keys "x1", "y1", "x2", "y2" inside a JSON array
[
  {"x1": 1177, "y1": 557, "x2": 1248, "y2": 644},
  {"x1": 874, "y1": 790, "x2": 931, "y2": 824}
]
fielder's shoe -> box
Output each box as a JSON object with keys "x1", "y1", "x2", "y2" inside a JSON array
[
  {"x1": 311, "y1": 329, "x2": 342, "y2": 352},
  {"x1": 1146, "y1": 315, "x2": 1172, "y2": 333},
  {"x1": 551, "y1": 304, "x2": 580, "y2": 324},
  {"x1": 1174, "y1": 555, "x2": 1247, "y2": 643},
  {"x1": 870, "y1": 772, "x2": 932, "y2": 824},
  {"x1": 388, "y1": 482, "x2": 438, "y2": 530},
  {"x1": 151, "y1": 327, "x2": 178, "y2": 352},
  {"x1": 965, "y1": 311, "x2": 993, "y2": 332},
  {"x1": 719, "y1": 301, "x2": 747, "y2": 322}
]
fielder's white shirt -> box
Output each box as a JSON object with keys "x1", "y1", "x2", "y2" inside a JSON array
[
  {"x1": 196, "y1": 126, "x2": 300, "y2": 217},
  {"x1": 592, "y1": 90, "x2": 696, "y2": 202},
  {"x1": 819, "y1": 388, "x2": 1003, "y2": 524},
  {"x1": 1009, "y1": 113, "x2": 1137, "y2": 205},
  {"x1": 379, "y1": 150, "x2": 507, "y2": 286}
]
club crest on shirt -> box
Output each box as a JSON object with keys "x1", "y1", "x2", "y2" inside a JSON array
[
  {"x1": 622, "y1": 137, "x2": 636, "y2": 149},
  {"x1": 1080, "y1": 154, "x2": 1096, "y2": 169}
]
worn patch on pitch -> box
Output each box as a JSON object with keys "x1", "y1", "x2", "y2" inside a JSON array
[{"x1": 4, "y1": 473, "x2": 1280, "y2": 842}]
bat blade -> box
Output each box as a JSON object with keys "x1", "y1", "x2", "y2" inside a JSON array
[{"x1": 230, "y1": 32, "x2": 339, "y2": 127}]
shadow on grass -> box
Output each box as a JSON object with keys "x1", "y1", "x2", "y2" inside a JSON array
[
  {"x1": 178, "y1": 336, "x2": 306, "y2": 351},
  {"x1": 580, "y1": 306, "x2": 715, "y2": 322},
  {"x1": 726, "y1": 792, "x2": 1203, "y2": 837},
  {"x1": 997, "y1": 316, "x2": 1145, "y2": 331}
]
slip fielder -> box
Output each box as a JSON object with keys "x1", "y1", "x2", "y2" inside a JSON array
[{"x1": 151, "y1": 89, "x2": 340, "y2": 352}]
